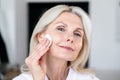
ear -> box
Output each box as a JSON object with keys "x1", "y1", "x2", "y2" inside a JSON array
[
  {"x1": 37, "y1": 33, "x2": 45, "y2": 42},
  {"x1": 37, "y1": 33, "x2": 42, "y2": 42}
]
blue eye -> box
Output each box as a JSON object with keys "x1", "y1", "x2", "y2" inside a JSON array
[
  {"x1": 57, "y1": 27, "x2": 65, "y2": 32},
  {"x1": 74, "y1": 33, "x2": 81, "y2": 37}
]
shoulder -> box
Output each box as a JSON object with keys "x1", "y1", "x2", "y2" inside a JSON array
[
  {"x1": 67, "y1": 68, "x2": 100, "y2": 80},
  {"x1": 76, "y1": 72, "x2": 100, "y2": 80},
  {"x1": 12, "y1": 72, "x2": 33, "y2": 80}
]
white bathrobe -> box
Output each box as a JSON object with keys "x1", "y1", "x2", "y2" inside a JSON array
[{"x1": 13, "y1": 67, "x2": 99, "y2": 80}]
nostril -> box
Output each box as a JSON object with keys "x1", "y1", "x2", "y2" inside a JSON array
[
  {"x1": 67, "y1": 39, "x2": 70, "y2": 41},
  {"x1": 67, "y1": 38, "x2": 73, "y2": 43}
]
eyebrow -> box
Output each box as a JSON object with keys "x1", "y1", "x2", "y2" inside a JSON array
[
  {"x1": 55, "y1": 22, "x2": 67, "y2": 27},
  {"x1": 55, "y1": 21, "x2": 84, "y2": 30},
  {"x1": 76, "y1": 28, "x2": 83, "y2": 31}
]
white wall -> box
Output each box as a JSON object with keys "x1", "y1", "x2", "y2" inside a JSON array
[
  {"x1": 14, "y1": 0, "x2": 28, "y2": 66},
  {"x1": 116, "y1": 0, "x2": 120, "y2": 41},
  {"x1": 1, "y1": 0, "x2": 27, "y2": 66},
  {"x1": 91, "y1": 0, "x2": 120, "y2": 70},
  {"x1": 90, "y1": 0, "x2": 120, "y2": 80},
  {"x1": 90, "y1": 0, "x2": 120, "y2": 70},
  {"x1": 1, "y1": 0, "x2": 17, "y2": 65}
]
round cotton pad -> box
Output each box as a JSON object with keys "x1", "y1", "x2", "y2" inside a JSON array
[
  {"x1": 44, "y1": 34, "x2": 52, "y2": 41},
  {"x1": 44, "y1": 34, "x2": 52, "y2": 46}
]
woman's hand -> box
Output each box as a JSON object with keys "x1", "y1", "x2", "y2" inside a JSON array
[{"x1": 25, "y1": 37, "x2": 51, "y2": 80}]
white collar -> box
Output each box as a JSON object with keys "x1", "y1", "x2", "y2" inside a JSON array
[{"x1": 45, "y1": 67, "x2": 74, "y2": 80}]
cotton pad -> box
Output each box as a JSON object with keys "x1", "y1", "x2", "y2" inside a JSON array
[
  {"x1": 44, "y1": 34, "x2": 52, "y2": 46},
  {"x1": 44, "y1": 34, "x2": 52, "y2": 41}
]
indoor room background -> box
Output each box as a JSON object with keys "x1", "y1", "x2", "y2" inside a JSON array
[{"x1": 0, "y1": 0, "x2": 120, "y2": 80}]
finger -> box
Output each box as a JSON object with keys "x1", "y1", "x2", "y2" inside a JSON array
[
  {"x1": 27, "y1": 38, "x2": 50, "y2": 64},
  {"x1": 29, "y1": 37, "x2": 47, "y2": 57},
  {"x1": 32, "y1": 39, "x2": 50, "y2": 61},
  {"x1": 39, "y1": 54, "x2": 47, "y2": 73},
  {"x1": 25, "y1": 38, "x2": 47, "y2": 65}
]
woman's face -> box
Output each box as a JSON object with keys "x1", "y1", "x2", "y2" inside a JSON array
[{"x1": 44, "y1": 12, "x2": 84, "y2": 61}]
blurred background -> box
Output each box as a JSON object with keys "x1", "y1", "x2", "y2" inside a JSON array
[{"x1": 0, "y1": 0, "x2": 120, "y2": 80}]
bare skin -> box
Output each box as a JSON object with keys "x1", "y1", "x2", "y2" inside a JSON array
[{"x1": 25, "y1": 12, "x2": 84, "y2": 80}]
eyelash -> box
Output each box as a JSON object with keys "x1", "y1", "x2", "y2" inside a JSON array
[
  {"x1": 57, "y1": 26, "x2": 65, "y2": 32},
  {"x1": 57, "y1": 26, "x2": 81, "y2": 37},
  {"x1": 74, "y1": 32, "x2": 81, "y2": 37}
]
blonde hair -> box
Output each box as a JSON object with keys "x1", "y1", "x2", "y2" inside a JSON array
[{"x1": 21, "y1": 4, "x2": 91, "y2": 73}]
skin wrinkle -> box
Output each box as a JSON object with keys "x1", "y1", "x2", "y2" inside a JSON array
[
  {"x1": 42, "y1": 12, "x2": 84, "y2": 80},
  {"x1": 16, "y1": 5, "x2": 99, "y2": 80}
]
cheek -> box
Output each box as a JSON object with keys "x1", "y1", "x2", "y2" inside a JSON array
[
  {"x1": 51, "y1": 33, "x2": 63, "y2": 44},
  {"x1": 75, "y1": 40, "x2": 83, "y2": 53},
  {"x1": 70, "y1": 42, "x2": 82, "y2": 61}
]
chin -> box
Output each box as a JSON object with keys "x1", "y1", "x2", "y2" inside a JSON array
[
  {"x1": 59, "y1": 54, "x2": 78, "y2": 61},
  {"x1": 66, "y1": 57, "x2": 77, "y2": 61}
]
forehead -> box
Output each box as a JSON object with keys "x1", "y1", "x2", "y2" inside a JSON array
[{"x1": 51, "y1": 12, "x2": 83, "y2": 29}]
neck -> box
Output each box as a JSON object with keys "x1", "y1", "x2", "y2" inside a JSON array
[{"x1": 46, "y1": 55, "x2": 69, "y2": 80}]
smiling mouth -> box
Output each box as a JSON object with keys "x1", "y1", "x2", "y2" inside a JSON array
[{"x1": 59, "y1": 46, "x2": 74, "y2": 51}]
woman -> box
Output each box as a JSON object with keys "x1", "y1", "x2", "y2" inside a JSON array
[{"x1": 13, "y1": 5, "x2": 99, "y2": 80}]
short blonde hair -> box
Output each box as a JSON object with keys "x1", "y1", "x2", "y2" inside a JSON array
[{"x1": 21, "y1": 4, "x2": 91, "y2": 72}]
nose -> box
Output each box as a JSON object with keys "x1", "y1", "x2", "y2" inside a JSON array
[{"x1": 66, "y1": 34, "x2": 74, "y2": 43}]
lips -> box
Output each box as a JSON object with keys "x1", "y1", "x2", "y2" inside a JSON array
[{"x1": 59, "y1": 45, "x2": 74, "y2": 51}]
